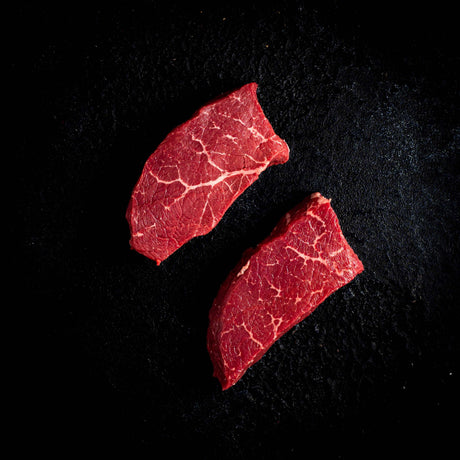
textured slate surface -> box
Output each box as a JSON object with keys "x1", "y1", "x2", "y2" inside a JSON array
[{"x1": 14, "y1": 1, "x2": 459, "y2": 458}]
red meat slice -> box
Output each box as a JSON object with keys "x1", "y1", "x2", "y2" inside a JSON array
[
  {"x1": 207, "y1": 193, "x2": 364, "y2": 390},
  {"x1": 126, "y1": 83, "x2": 289, "y2": 264}
]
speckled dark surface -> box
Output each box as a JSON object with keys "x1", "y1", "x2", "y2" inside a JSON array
[{"x1": 14, "y1": 1, "x2": 459, "y2": 458}]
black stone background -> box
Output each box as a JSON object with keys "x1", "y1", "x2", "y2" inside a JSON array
[{"x1": 12, "y1": 1, "x2": 459, "y2": 458}]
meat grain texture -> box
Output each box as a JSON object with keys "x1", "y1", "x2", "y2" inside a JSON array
[
  {"x1": 126, "y1": 83, "x2": 289, "y2": 264},
  {"x1": 207, "y1": 193, "x2": 364, "y2": 390}
]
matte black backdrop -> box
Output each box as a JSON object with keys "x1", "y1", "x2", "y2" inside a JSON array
[{"x1": 13, "y1": 1, "x2": 459, "y2": 458}]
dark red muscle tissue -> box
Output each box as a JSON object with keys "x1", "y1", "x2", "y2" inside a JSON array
[
  {"x1": 207, "y1": 193, "x2": 364, "y2": 390},
  {"x1": 126, "y1": 83, "x2": 289, "y2": 264}
]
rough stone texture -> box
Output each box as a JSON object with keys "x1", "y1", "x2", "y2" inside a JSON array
[{"x1": 15, "y1": 1, "x2": 458, "y2": 458}]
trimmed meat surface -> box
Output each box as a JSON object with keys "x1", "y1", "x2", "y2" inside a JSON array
[
  {"x1": 207, "y1": 192, "x2": 364, "y2": 390},
  {"x1": 126, "y1": 83, "x2": 289, "y2": 264}
]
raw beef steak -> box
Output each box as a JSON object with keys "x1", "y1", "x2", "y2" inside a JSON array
[
  {"x1": 126, "y1": 83, "x2": 289, "y2": 264},
  {"x1": 207, "y1": 192, "x2": 364, "y2": 390}
]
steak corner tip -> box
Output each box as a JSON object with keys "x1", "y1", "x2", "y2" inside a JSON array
[
  {"x1": 126, "y1": 83, "x2": 289, "y2": 263},
  {"x1": 207, "y1": 192, "x2": 364, "y2": 390}
]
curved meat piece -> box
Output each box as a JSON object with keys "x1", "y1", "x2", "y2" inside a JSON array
[
  {"x1": 207, "y1": 193, "x2": 364, "y2": 390},
  {"x1": 126, "y1": 83, "x2": 289, "y2": 264}
]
